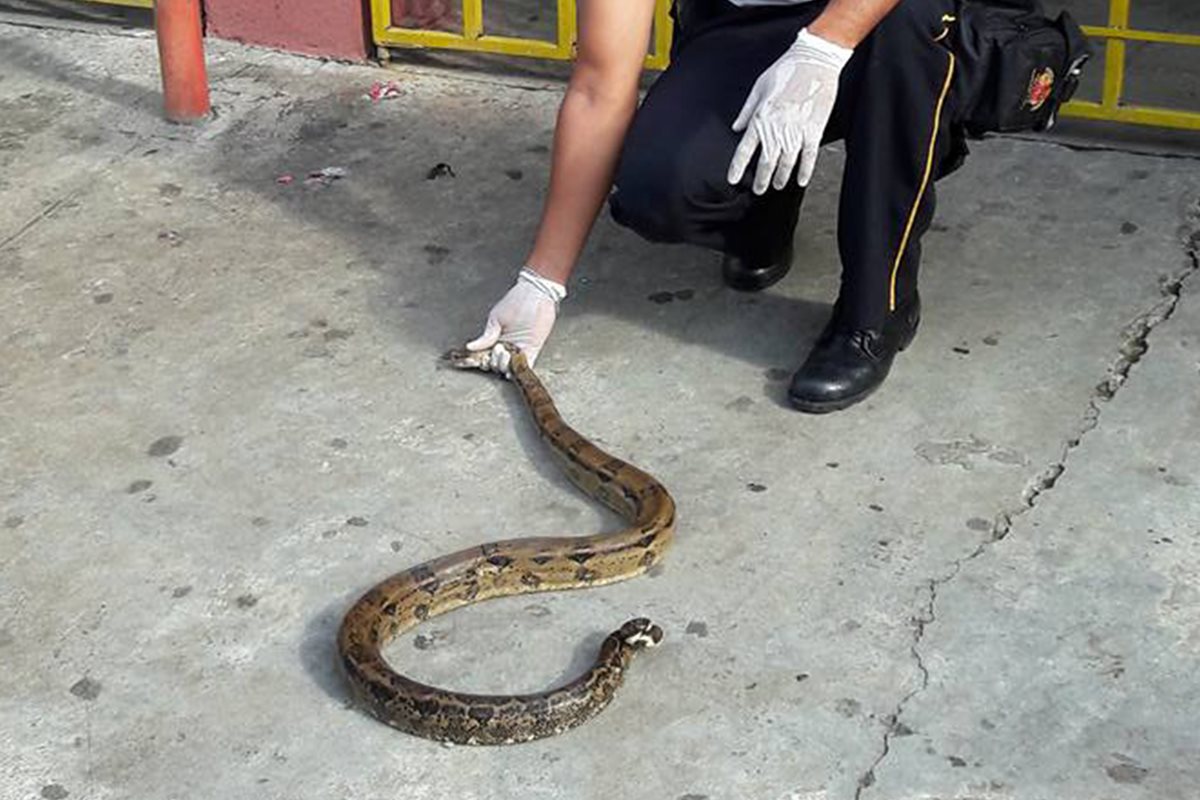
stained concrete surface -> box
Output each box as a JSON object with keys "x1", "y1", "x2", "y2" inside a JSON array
[{"x1": 1, "y1": 17, "x2": 1199, "y2": 800}]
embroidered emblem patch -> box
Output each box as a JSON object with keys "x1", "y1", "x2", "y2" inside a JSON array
[{"x1": 1026, "y1": 67, "x2": 1056, "y2": 111}]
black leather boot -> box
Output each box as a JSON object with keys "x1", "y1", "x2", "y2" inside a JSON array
[
  {"x1": 788, "y1": 293, "x2": 921, "y2": 414},
  {"x1": 721, "y1": 238, "x2": 794, "y2": 292}
]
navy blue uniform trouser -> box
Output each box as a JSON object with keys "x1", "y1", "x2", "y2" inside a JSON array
[{"x1": 608, "y1": 0, "x2": 967, "y2": 329}]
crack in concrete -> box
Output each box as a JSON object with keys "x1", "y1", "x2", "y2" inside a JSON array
[
  {"x1": 0, "y1": 193, "x2": 77, "y2": 252},
  {"x1": 0, "y1": 143, "x2": 144, "y2": 250},
  {"x1": 1001, "y1": 132, "x2": 1200, "y2": 163},
  {"x1": 855, "y1": 198, "x2": 1200, "y2": 798},
  {"x1": 853, "y1": 566, "x2": 958, "y2": 800},
  {"x1": 994, "y1": 200, "x2": 1200, "y2": 543}
]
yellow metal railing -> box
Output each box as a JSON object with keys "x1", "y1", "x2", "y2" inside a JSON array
[
  {"x1": 373, "y1": 0, "x2": 674, "y2": 69},
  {"x1": 376, "y1": 0, "x2": 1199, "y2": 132},
  {"x1": 1063, "y1": 0, "x2": 1200, "y2": 131}
]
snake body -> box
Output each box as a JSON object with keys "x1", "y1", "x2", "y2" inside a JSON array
[{"x1": 336, "y1": 348, "x2": 676, "y2": 745}]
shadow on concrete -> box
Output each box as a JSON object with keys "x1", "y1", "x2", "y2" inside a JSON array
[
  {"x1": 0, "y1": 30, "x2": 159, "y2": 114},
  {"x1": 300, "y1": 597, "x2": 357, "y2": 705},
  {"x1": 0, "y1": 0, "x2": 151, "y2": 27},
  {"x1": 199, "y1": 77, "x2": 831, "y2": 378}
]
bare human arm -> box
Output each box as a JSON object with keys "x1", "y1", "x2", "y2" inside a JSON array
[
  {"x1": 464, "y1": 0, "x2": 656, "y2": 372},
  {"x1": 808, "y1": 0, "x2": 904, "y2": 48},
  {"x1": 524, "y1": 0, "x2": 659, "y2": 285}
]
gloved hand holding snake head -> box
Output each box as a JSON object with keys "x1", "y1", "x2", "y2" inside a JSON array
[{"x1": 467, "y1": 267, "x2": 566, "y2": 375}]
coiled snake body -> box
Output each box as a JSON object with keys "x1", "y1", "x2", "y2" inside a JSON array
[{"x1": 337, "y1": 348, "x2": 676, "y2": 745}]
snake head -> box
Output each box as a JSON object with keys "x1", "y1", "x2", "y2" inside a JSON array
[
  {"x1": 442, "y1": 347, "x2": 491, "y2": 371},
  {"x1": 442, "y1": 343, "x2": 529, "y2": 376},
  {"x1": 617, "y1": 618, "x2": 664, "y2": 650}
]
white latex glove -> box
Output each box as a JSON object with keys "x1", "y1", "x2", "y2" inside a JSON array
[
  {"x1": 466, "y1": 267, "x2": 567, "y2": 375},
  {"x1": 727, "y1": 28, "x2": 854, "y2": 195}
]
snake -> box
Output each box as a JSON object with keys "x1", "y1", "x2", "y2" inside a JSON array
[{"x1": 336, "y1": 346, "x2": 676, "y2": 745}]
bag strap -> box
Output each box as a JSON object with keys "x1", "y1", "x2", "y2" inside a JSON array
[
  {"x1": 1053, "y1": 11, "x2": 1094, "y2": 105},
  {"x1": 1040, "y1": 11, "x2": 1094, "y2": 130},
  {"x1": 1056, "y1": 11, "x2": 1095, "y2": 69}
]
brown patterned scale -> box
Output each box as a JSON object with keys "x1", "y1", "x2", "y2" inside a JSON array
[{"x1": 336, "y1": 347, "x2": 676, "y2": 745}]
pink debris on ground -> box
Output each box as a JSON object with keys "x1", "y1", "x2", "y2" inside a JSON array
[
  {"x1": 276, "y1": 174, "x2": 295, "y2": 185},
  {"x1": 367, "y1": 81, "x2": 403, "y2": 103}
]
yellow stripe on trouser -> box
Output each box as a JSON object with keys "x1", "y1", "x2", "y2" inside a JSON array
[{"x1": 888, "y1": 50, "x2": 957, "y2": 311}]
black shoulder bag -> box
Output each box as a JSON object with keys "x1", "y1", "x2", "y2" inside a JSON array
[{"x1": 952, "y1": 0, "x2": 1094, "y2": 137}]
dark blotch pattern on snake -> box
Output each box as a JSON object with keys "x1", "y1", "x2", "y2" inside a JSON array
[{"x1": 337, "y1": 348, "x2": 676, "y2": 745}]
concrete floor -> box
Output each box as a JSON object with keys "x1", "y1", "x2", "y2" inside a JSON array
[{"x1": 1, "y1": 16, "x2": 1199, "y2": 800}]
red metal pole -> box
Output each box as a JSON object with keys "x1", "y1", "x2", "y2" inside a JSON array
[{"x1": 155, "y1": 0, "x2": 211, "y2": 123}]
